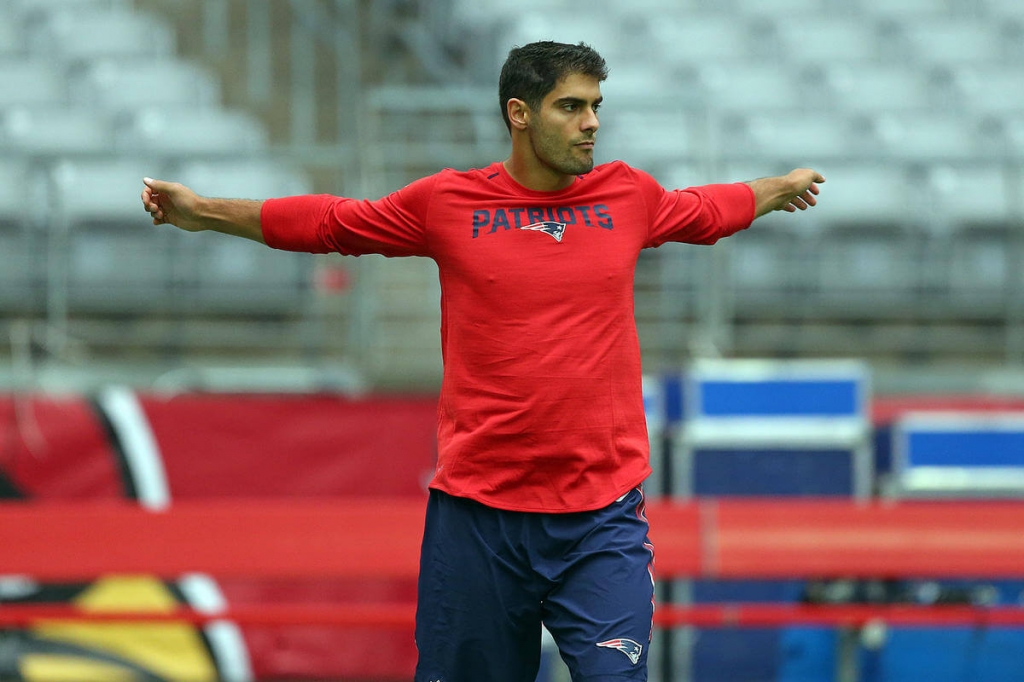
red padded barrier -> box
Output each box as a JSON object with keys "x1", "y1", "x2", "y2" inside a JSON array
[
  {"x1": 0, "y1": 396, "x2": 123, "y2": 498},
  {"x1": 3, "y1": 499, "x2": 1024, "y2": 580},
  {"x1": 0, "y1": 499, "x2": 425, "y2": 581},
  {"x1": 647, "y1": 499, "x2": 1024, "y2": 579}
]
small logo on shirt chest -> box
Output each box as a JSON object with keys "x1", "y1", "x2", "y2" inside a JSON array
[{"x1": 520, "y1": 221, "x2": 567, "y2": 242}]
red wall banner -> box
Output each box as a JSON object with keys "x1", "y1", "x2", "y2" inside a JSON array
[{"x1": 0, "y1": 391, "x2": 440, "y2": 681}]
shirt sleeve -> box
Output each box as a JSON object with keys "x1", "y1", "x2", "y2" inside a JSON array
[
  {"x1": 637, "y1": 167, "x2": 756, "y2": 248},
  {"x1": 260, "y1": 174, "x2": 436, "y2": 257}
]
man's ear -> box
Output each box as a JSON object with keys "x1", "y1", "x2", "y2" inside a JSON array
[{"x1": 507, "y1": 98, "x2": 530, "y2": 130}]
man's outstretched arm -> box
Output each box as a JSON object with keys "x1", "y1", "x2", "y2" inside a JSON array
[
  {"x1": 745, "y1": 168, "x2": 826, "y2": 219},
  {"x1": 141, "y1": 177, "x2": 266, "y2": 243}
]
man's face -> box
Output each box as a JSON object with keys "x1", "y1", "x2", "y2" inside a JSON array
[{"x1": 526, "y1": 73, "x2": 602, "y2": 177}]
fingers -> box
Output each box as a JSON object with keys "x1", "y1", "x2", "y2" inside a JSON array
[
  {"x1": 141, "y1": 188, "x2": 164, "y2": 220},
  {"x1": 771, "y1": 170, "x2": 825, "y2": 214},
  {"x1": 141, "y1": 188, "x2": 160, "y2": 214},
  {"x1": 142, "y1": 177, "x2": 170, "y2": 223},
  {"x1": 781, "y1": 188, "x2": 818, "y2": 212}
]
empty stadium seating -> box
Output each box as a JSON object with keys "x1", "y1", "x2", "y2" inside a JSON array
[
  {"x1": 950, "y1": 65, "x2": 1024, "y2": 115},
  {"x1": 0, "y1": 159, "x2": 46, "y2": 309},
  {"x1": 0, "y1": 0, "x2": 1021, "y2": 371},
  {"x1": 114, "y1": 108, "x2": 268, "y2": 155},
  {"x1": 0, "y1": 9, "x2": 21, "y2": 54},
  {"x1": 25, "y1": 6, "x2": 175, "y2": 61},
  {"x1": 770, "y1": 17, "x2": 890, "y2": 62},
  {"x1": 900, "y1": 19, "x2": 1010, "y2": 65},
  {"x1": 0, "y1": 59, "x2": 68, "y2": 106},
  {"x1": 68, "y1": 58, "x2": 222, "y2": 112},
  {"x1": 0, "y1": 0, "x2": 313, "y2": 319},
  {"x1": 1, "y1": 107, "x2": 115, "y2": 154}
]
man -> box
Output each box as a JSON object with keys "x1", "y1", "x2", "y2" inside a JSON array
[{"x1": 142, "y1": 41, "x2": 823, "y2": 682}]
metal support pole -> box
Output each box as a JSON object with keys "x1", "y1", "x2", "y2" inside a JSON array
[
  {"x1": 836, "y1": 626, "x2": 861, "y2": 682},
  {"x1": 45, "y1": 170, "x2": 70, "y2": 355},
  {"x1": 202, "y1": 0, "x2": 230, "y2": 59},
  {"x1": 246, "y1": 0, "x2": 272, "y2": 104},
  {"x1": 334, "y1": 0, "x2": 363, "y2": 186},
  {"x1": 289, "y1": 5, "x2": 317, "y2": 146}
]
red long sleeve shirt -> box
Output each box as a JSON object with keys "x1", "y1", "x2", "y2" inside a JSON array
[{"x1": 262, "y1": 160, "x2": 755, "y2": 512}]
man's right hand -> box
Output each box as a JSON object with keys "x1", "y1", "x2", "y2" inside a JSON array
[
  {"x1": 141, "y1": 177, "x2": 205, "y2": 231},
  {"x1": 141, "y1": 177, "x2": 267, "y2": 243}
]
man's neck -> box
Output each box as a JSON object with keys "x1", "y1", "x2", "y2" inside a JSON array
[{"x1": 502, "y1": 155, "x2": 575, "y2": 193}]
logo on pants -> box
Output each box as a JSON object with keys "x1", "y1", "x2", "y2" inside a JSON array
[{"x1": 596, "y1": 638, "x2": 643, "y2": 665}]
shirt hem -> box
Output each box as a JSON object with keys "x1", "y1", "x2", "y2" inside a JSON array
[{"x1": 428, "y1": 469, "x2": 652, "y2": 514}]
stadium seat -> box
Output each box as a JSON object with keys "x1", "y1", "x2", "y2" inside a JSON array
[
  {"x1": 173, "y1": 161, "x2": 313, "y2": 201},
  {"x1": 114, "y1": 108, "x2": 268, "y2": 156},
  {"x1": 68, "y1": 59, "x2": 221, "y2": 113},
  {"x1": 597, "y1": 110, "x2": 697, "y2": 167},
  {"x1": 656, "y1": 162, "x2": 712, "y2": 190},
  {"x1": 186, "y1": 236, "x2": 313, "y2": 313},
  {"x1": 596, "y1": 65, "x2": 674, "y2": 105},
  {"x1": 170, "y1": 161, "x2": 315, "y2": 312},
  {"x1": 6, "y1": 0, "x2": 129, "y2": 14},
  {"x1": 0, "y1": 59, "x2": 67, "y2": 106},
  {"x1": 771, "y1": 18, "x2": 891, "y2": 63},
  {"x1": 964, "y1": 114, "x2": 1022, "y2": 160},
  {"x1": 0, "y1": 160, "x2": 30, "y2": 224},
  {"x1": 729, "y1": 0, "x2": 825, "y2": 17},
  {"x1": 50, "y1": 158, "x2": 165, "y2": 222},
  {"x1": 795, "y1": 162, "x2": 920, "y2": 227},
  {"x1": 649, "y1": 16, "x2": 769, "y2": 65},
  {"x1": 818, "y1": 64, "x2": 951, "y2": 112},
  {"x1": 924, "y1": 162, "x2": 1013, "y2": 227},
  {"x1": 47, "y1": 158, "x2": 181, "y2": 310},
  {"x1": 814, "y1": 224, "x2": 924, "y2": 299},
  {"x1": 866, "y1": 112, "x2": 985, "y2": 161},
  {"x1": 0, "y1": 9, "x2": 23, "y2": 55},
  {"x1": 689, "y1": 62, "x2": 813, "y2": 112},
  {"x1": 64, "y1": 226, "x2": 183, "y2": 310},
  {"x1": 602, "y1": 0, "x2": 701, "y2": 16},
  {"x1": 25, "y1": 7, "x2": 175, "y2": 61},
  {"x1": 857, "y1": 0, "x2": 965, "y2": 17},
  {"x1": 947, "y1": 227, "x2": 1012, "y2": 299},
  {"x1": 899, "y1": 19, "x2": 1008, "y2": 65},
  {"x1": 498, "y1": 13, "x2": 651, "y2": 66},
  {"x1": 949, "y1": 66, "x2": 1024, "y2": 115},
  {"x1": 451, "y1": 0, "x2": 566, "y2": 24},
  {"x1": 999, "y1": 115, "x2": 1024, "y2": 155},
  {"x1": 730, "y1": 228, "x2": 817, "y2": 294},
  {"x1": 0, "y1": 107, "x2": 115, "y2": 155},
  {"x1": 983, "y1": 0, "x2": 1024, "y2": 18},
  {"x1": 716, "y1": 113, "x2": 865, "y2": 162}
]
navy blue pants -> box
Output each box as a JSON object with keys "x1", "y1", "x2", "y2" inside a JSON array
[{"x1": 414, "y1": 487, "x2": 655, "y2": 682}]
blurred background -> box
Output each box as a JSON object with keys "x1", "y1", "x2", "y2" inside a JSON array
[
  {"x1": 2, "y1": 0, "x2": 1024, "y2": 681},
  {"x1": 0, "y1": 0, "x2": 1022, "y2": 394}
]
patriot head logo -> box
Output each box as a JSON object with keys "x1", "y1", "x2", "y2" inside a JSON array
[
  {"x1": 519, "y1": 221, "x2": 567, "y2": 242},
  {"x1": 596, "y1": 638, "x2": 643, "y2": 665}
]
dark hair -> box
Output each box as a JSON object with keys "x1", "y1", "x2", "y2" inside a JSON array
[{"x1": 498, "y1": 41, "x2": 608, "y2": 134}]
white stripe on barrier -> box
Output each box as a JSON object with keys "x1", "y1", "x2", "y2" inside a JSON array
[
  {"x1": 179, "y1": 573, "x2": 255, "y2": 682},
  {"x1": 97, "y1": 386, "x2": 170, "y2": 510}
]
